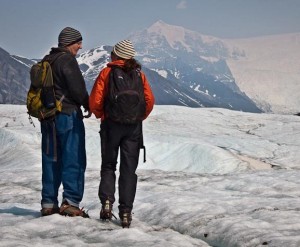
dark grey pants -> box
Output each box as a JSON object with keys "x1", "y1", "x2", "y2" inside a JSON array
[{"x1": 98, "y1": 119, "x2": 142, "y2": 212}]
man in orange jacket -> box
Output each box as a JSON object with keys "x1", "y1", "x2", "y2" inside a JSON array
[{"x1": 89, "y1": 40, "x2": 155, "y2": 227}]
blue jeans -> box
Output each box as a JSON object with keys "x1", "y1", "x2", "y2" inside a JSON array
[{"x1": 41, "y1": 111, "x2": 86, "y2": 208}]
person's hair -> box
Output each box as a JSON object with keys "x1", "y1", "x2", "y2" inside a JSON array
[
  {"x1": 123, "y1": 58, "x2": 141, "y2": 72},
  {"x1": 111, "y1": 51, "x2": 141, "y2": 72}
]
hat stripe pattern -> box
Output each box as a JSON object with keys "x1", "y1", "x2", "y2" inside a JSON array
[
  {"x1": 58, "y1": 27, "x2": 82, "y2": 47},
  {"x1": 113, "y1": 40, "x2": 136, "y2": 59}
]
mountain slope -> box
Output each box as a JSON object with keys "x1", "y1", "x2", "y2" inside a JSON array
[
  {"x1": 77, "y1": 46, "x2": 209, "y2": 107},
  {"x1": 2, "y1": 20, "x2": 296, "y2": 113},
  {"x1": 77, "y1": 45, "x2": 260, "y2": 111},
  {"x1": 127, "y1": 21, "x2": 262, "y2": 113},
  {"x1": 0, "y1": 47, "x2": 32, "y2": 104},
  {"x1": 134, "y1": 20, "x2": 300, "y2": 113},
  {"x1": 224, "y1": 33, "x2": 300, "y2": 113}
]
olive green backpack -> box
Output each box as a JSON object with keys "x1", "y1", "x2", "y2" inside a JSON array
[{"x1": 27, "y1": 53, "x2": 65, "y2": 121}]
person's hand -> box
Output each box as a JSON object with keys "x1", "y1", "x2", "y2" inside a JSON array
[{"x1": 83, "y1": 109, "x2": 92, "y2": 118}]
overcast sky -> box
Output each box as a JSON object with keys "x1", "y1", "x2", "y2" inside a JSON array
[{"x1": 1, "y1": 0, "x2": 299, "y2": 58}]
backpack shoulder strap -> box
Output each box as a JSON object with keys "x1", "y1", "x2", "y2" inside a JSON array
[
  {"x1": 108, "y1": 65, "x2": 127, "y2": 83},
  {"x1": 109, "y1": 65, "x2": 123, "y2": 73}
]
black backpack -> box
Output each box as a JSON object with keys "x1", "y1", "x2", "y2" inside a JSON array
[{"x1": 105, "y1": 66, "x2": 146, "y2": 124}]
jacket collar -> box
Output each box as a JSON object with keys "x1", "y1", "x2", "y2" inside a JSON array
[
  {"x1": 107, "y1": 60, "x2": 125, "y2": 68},
  {"x1": 49, "y1": 47, "x2": 72, "y2": 55}
]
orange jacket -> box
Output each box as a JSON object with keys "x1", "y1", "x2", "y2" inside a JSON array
[{"x1": 89, "y1": 60, "x2": 155, "y2": 121}]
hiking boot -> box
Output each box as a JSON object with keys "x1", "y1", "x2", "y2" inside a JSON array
[
  {"x1": 119, "y1": 210, "x2": 132, "y2": 228},
  {"x1": 100, "y1": 200, "x2": 115, "y2": 220},
  {"x1": 41, "y1": 207, "x2": 59, "y2": 216},
  {"x1": 59, "y1": 201, "x2": 89, "y2": 218}
]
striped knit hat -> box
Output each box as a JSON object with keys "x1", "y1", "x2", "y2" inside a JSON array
[
  {"x1": 58, "y1": 27, "x2": 82, "y2": 47},
  {"x1": 113, "y1": 40, "x2": 136, "y2": 59}
]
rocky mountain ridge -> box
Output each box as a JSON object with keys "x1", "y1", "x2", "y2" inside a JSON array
[{"x1": 2, "y1": 21, "x2": 298, "y2": 114}]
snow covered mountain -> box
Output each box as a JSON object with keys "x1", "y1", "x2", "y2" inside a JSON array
[
  {"x1": 130, "y1": 20, "x2": 300, "y2": 114},
  {"x1": 2, "y1": 20, "x2": 298, "y2": 113},
  {"x1": 77, "y1": 46, "x2": 209, "y2": 108},
  {"x1": 0, "y1": 44, "x2": 259, "y2": 111},
  {"x1": 127, "y1": 21, "x2": 261, "y2": 111},
  {"x1": 129, "y1": 20, "x2": 234, "y2": 79},
  {"x1": 77, "y1": 22, "x2": 261, "y2": 112}
]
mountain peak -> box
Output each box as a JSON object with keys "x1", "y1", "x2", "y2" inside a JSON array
[
  {"x1": 146, "y1": 20, "x2": 219, "y2": 50},
  {"x1": 147, "y1": 20, "x2": 191, "y2": 50},
  {"x1": 148, "y1": 20, "x2": 184, "y2": 34},
  {"x1": 153, "y1": 20, "x2": 167, "y2": 25}
]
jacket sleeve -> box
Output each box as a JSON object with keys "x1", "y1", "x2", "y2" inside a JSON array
[
  {"x1": 141, "y1": 72, "x2": 155, "y2": 119},
  {"x1": 89, "y1": 68, "x2": 110, "y2": 119},
  {"x1": 62, "y1": 56, "x2": 89, "y2": 110}
]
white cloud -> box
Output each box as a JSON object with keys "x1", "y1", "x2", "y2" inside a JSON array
[{"x1": 176, "y1": 0, "x2": 187, "y2": 9}]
